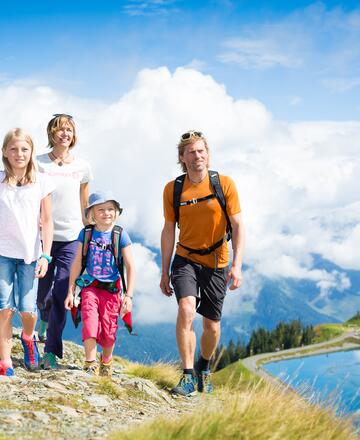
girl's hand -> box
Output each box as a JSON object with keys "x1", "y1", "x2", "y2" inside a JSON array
[
  {"x1": 64, "y1": 294, "x2": 74, "y2": 310},
  {"x1": 35, "y1": 258, "x2": 48, "y2": 278},
  {"x1": 120, "y1": 296, "x2": 133, "y2": 316}
]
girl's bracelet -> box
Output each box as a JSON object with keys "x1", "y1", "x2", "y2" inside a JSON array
[
  {"x1": 124, "y1": 294, "x2": 133, "y2": 299},
  {"x1": 40, "y1": 254, "x2": 52, "y2": 263}
]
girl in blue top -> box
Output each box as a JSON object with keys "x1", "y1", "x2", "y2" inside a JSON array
[{"x1": 65, "y1": 191, "x2": 135, "y2": 376}]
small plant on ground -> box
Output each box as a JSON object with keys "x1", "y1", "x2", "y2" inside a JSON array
[{"x1": 124, "y1": 362, "x2": 180, "y2": 389}]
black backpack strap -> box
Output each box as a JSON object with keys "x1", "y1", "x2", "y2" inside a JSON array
[
  {"x1": 111, "y1": 225, "x2": 127, "y2": 293},
  {"x1": 178, "y1": 236, "x2": 228, "y2": 255},
  {"x1": 208, "y1": 170, "x2": 232, "y2": 235},
  {"x1": 179, "y1": 194, "x2": 215, "y2": 207},
  {"x1": 173, "y1": 174, "x2": 186, "y2": 227},
  {"x1": 81, "y1": 225, "x2": 94, "y2": 274}
]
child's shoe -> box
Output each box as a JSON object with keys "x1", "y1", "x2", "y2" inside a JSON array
[
  {"x1": 83, "y1": 360, "x2": 99, "y2": 376},
  {"x1": 99, "y1": 357, "x2": 113, "y2": 377},
  {"x1": 21, "y1": 333, "x2": 40, "y2": 371},
  {"x1": 40, "y1": 352, "x2": 59, "y2": 370}
]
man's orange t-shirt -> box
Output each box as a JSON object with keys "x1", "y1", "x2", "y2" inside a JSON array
[{"x1": 163, "y1": 173, "x2": 241, "y2": 269}]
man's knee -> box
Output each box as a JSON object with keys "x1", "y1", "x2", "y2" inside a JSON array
[
  {"x1": 178, "y1": 297, "x2": 196, "y2": 323},
  {"x1": 203, "y1": 318, "x2": 220, "y2": 338}
]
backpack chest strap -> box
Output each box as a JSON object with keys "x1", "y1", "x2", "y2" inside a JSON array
[{"x1": 179, "y1": 193, "x2": 215, "y2": 207}]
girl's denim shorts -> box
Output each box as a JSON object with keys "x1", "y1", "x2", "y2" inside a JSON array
[{"x1": 0, "y1": 255, "x2": 38, "y2": 313}]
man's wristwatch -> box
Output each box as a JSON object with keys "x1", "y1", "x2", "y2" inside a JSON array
[{"x1": 40, "y1": 253, "x2": 53, "y2": 263}]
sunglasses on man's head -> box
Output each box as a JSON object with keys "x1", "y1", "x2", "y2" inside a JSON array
[
  {"x1": 181, "y1": 131, "x2": 203, "y2": 141},
  {"x1": 52, "y1": 113, "x2": 73, "y2": 119}
]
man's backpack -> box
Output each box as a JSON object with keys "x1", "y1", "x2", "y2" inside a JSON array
[
  {"x1": 82, "y1": 224, "x2": 127, "y2": 293},
  {"x1": 173, "y1": 170, "x2": 232, "y2": 256}
]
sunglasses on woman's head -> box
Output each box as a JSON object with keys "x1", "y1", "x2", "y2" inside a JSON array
[
  {"x1": 52, "y1": 113, "x2": 73, "y2": 119},
  {"x1": 181, "y1": 131, "x2": 203, "y2": 141}
]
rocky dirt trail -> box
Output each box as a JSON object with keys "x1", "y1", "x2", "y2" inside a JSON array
[{"x1": 0, "y1": 332, "x2": 199, "y2": 439}]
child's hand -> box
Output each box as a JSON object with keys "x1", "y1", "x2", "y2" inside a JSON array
[
  {"x1": 35, "y1": 258, "x2": 48, "y2": 278},
  {"x1": 120, "y1": 296, "x2": 133, "y2": 316},
  {"x1": 64, "y1": 294, "x2": 74, "y2": 310}
]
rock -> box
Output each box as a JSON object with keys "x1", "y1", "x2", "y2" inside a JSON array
[
  {"x1": 85, "y1": 395, "x2": 111, "y2": 408},
  {"x1": 0, "y1": 330, "x2": 199, "y2": 439},
  {"x1": 123, "y1": 377, "x2": 174, "y2": 404}
]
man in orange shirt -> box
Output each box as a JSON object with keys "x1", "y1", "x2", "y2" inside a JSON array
[{"x1": 160, "y1": 130, "x2": 245, "y2": 396}]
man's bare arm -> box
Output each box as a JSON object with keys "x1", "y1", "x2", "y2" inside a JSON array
[
  {"x1": 227, "y1": 212, "x2": 245, "y2": 290},
  {"x1": 160, "y1": 220, "x2": 176, "y2": 296}
]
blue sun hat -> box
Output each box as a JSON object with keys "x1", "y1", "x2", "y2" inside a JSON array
[{"x1": 85, "y1": 191, "x2": 122, "y2": 218}]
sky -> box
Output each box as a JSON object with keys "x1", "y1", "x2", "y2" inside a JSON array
[{"x1": 0, "y1": 0, "x2": 359, "y2": 324}]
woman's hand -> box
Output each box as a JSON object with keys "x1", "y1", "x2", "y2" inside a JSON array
[
  {"x1": 35, "y1": 258, "x2": 48, "y2": 278},
  {"x1": 64, "y1": 294, "x2": 74, "y2": 310}
]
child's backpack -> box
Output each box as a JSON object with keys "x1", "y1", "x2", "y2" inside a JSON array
[
  {"x1": 71, "y1": 224, "x2": 134, "y2": 334},
  {"x1": 82, "y1": 224, "x2": 127, "y2": 292}
]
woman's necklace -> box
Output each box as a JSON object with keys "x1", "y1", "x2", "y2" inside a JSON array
[
  {"x1": 12, "y1": 174, "x2": 26, "y2": 187},
  {"x1": 50, "y1": 150, "x2": 71, "y2": 167}
]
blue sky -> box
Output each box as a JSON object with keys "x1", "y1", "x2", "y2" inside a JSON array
[
  {"x1": 1, "y1": 1, "x2": 360, "y2": 120},
  {"x1": 1, "y1": 1, "x2": 359, "y2": 324}
]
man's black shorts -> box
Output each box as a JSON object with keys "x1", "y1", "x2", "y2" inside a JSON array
[{"x1": 170, "y1": 254, "x2": 229, "y2": 321}]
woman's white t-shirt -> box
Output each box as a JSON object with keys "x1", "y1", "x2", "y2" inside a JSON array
[
  {"x1": 0, "y1": 172, "x2": 55, "y2": 264},
  {"x1": 37, "y1": 153, "x2": 93, "y2": 242}
]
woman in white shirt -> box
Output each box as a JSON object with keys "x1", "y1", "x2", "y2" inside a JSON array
[{"x1": 37, "y1": 114, "x2": 93, "y2": 369}]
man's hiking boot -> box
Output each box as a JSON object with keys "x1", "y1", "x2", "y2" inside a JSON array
[
  {"x1": 99, "y1": 357, "x2": 113, "y2": 377},
  {"x1": 41, "y1": 352, "x2": 59, "y2": 370},
  {"x1": 83, "y1": 361, "x2": 99, "y2": 376},
  {"x1": 21, "y1": 333, "x2": 40, "y2": 371},
  {"x1": 37, "y1": 319, "x2": 47, "y2": 343},
  {"x1": 171, "y1": 373, "x2": 197, "y2": 397},
  {"x1": 196, "y1": 369, "x2": 214, "y2": 393}
]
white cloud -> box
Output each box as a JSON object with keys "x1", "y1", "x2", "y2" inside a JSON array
[
  {"x1": 217, "y1": 38, "x2": 301, "y2": 69},
  {"x1": 131, "y1": 243, "x2": 177, "y2": 324},
  {"x1": 1, "y1": 66, "x2": 359, "y2": 323},
  {"x1": 222, "y1": 269, "x2": 262, "y2": 317},
  {"x1": 123, "y1": 0, "x2": 176, "y2": 16},
  {"x1": 289, "y1": 96, "x2": 303, "y2": 107},
  {"x1": 322, "y1": 77, "x2": 360, "y2": 93}
]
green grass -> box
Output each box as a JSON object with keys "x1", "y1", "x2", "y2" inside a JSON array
[
  {"x1": 212, "y1": 360, "x2": 259, "y2": 390},
  {"x1": 108, "y1": 357, "x2": 358, "y2": 440},
  {"x1": 345, "y1": 312, "x2": 360, "y2": 327},
  {"x1": 96, "y1": 378, "x2": 124, "y2": 399},
  {"x1": 124, "y1": 362, "x2": 180, "y2": 389},
  {"x1": 313, "y1": 324, "x2": 345, "y2": 343},
  {"x1": 110, "y1": 379, "x2": 357, "y2": 440}
]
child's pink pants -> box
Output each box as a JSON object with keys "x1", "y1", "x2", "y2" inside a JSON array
[{"x1": 81, "y1": 285, "x2": 121, "y2": 348}]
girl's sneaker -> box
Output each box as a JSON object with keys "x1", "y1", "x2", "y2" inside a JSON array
[
  {"x1": 83, "y1": 361, "x2": 99, "y2": 376},
  {"x1": 21, "y1": 333, "x2": 40, "y2": 371},
  {"x1": 40, "y1": 352, "x2": 59, "y2": 370},
  {"x1": 99, "y1": 357, "x2": 113, "y2": 377},
  {"x1": 0, "y1": 364, "x2": 14, "y2": 376}
]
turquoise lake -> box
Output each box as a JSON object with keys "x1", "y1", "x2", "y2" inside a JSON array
[{"x1": 263, "y1": 349, "x2": 360, "y2": 425}]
